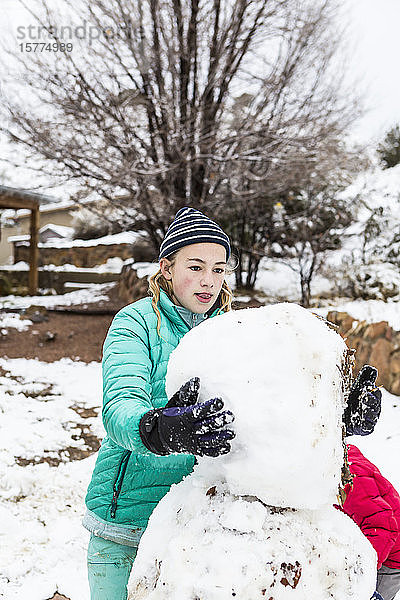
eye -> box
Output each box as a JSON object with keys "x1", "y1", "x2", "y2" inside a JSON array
[
  {"x1": 214, "y1": 268, "x2": 224, "y2": 274},
  {"x1": 189, "y1": 266, "x2": 201, "y2": 271}
]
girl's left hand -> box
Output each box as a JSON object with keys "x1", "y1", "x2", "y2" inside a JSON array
[{"x1": 344, "y1": 365, "x2": 382, "y2": 436}]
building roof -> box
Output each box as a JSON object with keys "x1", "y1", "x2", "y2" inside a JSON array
[{"x1": 0, "y1": 185, "x2": 57, "y2": 209}]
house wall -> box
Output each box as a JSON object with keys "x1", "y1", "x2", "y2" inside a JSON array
[{"x1": 0, "y1": 207, "x2": 76, "y2": 264}]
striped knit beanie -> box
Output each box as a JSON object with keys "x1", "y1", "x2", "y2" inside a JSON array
[{"x1": 159, "y1": 207, "x2": 231, "y2": 261}]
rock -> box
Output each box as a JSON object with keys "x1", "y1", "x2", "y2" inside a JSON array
[
  {"x1": 22, "y1": 305, "x2": 49, "y2": 323},
  {"x1": 364, "y1": 321, "x2": 390, "y2": 341},
  {"x1": 349, "y1": 338, "x2": 370, "y2": 368},
  {"x1": 15, "y1": 240, "x2": 135, "y2": 268},
  {"x1": 389, "y1": 376, "x2": 400, "y2": 396},
  {"x1": 368, "y1": 338, "x2": 393, "y2": 389},
  {"x1": 390, "y1": 351, "x2": 400, "y2": 375},
  {"x1": 118, "y1": 264, "x2": 149, "y2": 303},
  {"x1": 326, "y1": 311, "x2": 354, "y2": 333},
  {"x1": 326, "y1": 311, "x2": 400, "y2": 396},
  {"x1": 44, "y1": 331, "x2": 57, "y2": 343},
  {"x1": 0, "y1": 273, "x2": 12, "y2": 296}
]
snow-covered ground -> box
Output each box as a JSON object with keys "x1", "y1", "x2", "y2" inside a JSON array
[
  {"x1": 0, "y1": 282, "x2": 112, "y2": 311},
  {"x1": 0, "y1": 359, "x2": 103, "y2": 600},
  {"x1": 0, "y1": 313, "x2": 32, "y2": 333},
  {"x1": 314, "y1": 299, "x2": 400, "y2": 331}
]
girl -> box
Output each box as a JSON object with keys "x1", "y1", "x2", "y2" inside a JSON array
[
  {"x1": 83, "y1": 205, "x2": 381, "y2": 599},
  {"x1": 341, "y1": 444, "x2": 400, "y2": 600},
  {"x1": 83, "y1": 207, "x2": 236, "y2": 600}
]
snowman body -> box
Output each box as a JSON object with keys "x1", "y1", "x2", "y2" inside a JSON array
[{"x1": 128, "y1": 304, "x2": 376, "y2": 600}]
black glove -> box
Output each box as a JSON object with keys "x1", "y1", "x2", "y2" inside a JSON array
[
  {"x1": 139, "y1": 379, "x2": 235, "y2": 457},
  {"x1": 343, "y1": 365, "x2": 382, "y2": 436},
  {"x1": 164, "y1": 377, "x2": 200, "y2": 409}
]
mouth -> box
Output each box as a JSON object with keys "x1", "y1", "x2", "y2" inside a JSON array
[{"x1": 195, "y1": 293, "x2": 213, "y2": 303}]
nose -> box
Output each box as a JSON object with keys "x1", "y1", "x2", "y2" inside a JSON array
[{"x1": 200, "y1": 270, "x2": 214, "y2": 288}]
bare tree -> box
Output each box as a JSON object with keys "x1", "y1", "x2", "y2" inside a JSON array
[
  {"x1": 264, "y1": 144, "x2": 365, "y2": 306},
  {"x1": 214, "y1": 131, "x2": 365, "y2": 293},
  {"x1": 2, "y1": 0, "x2": 361, "y2": 269},
  {"x1": 273, "y1": 191, "x2": 353, "y2": 307}
]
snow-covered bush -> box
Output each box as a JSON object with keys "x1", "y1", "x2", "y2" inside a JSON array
[
  {"x1": 72, "y1": 206, "x2": 125, "y2": 240},
  {"x1": 324, "y1": 166, "x2": 400, "y2": 301},
  {"x1": 328, "y1": 208, "x2": 400, "y2": 300},
  {"x1": 377, "y1": 124, "x2": 400, "y2": 169}
]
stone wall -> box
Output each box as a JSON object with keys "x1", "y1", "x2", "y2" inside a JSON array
[
  {"x1": 327, "y1": 311, "x2": 400, "y2": 395},
  {"x1": 14, "y1": 242, "x2": 135, "y2": 268},
  {"x1": 0, "y1": 267, "x2": 119, "y2": 294}
]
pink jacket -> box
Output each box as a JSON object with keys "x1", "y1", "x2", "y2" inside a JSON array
[{"x1": 340, "y1": 444, "x2": 400, "y2": 569}]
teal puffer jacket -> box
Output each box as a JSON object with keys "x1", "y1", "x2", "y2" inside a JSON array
[{"x1": 85, "y1": 289, "x2": 222, "y2": 529}]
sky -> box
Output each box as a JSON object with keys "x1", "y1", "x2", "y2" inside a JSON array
[
  {"x1": 342, "y1": 0, "x2": 400, "y2": 142},
  {"x1": 0, "y1": 0, "x2": 400, "y2": 189}
]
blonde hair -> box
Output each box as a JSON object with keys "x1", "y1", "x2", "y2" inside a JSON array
[{"x1": 148, "y1": 250, "x2": 235, "y2": 337}]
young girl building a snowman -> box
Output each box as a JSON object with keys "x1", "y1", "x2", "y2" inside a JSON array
[{"x1": 83, "y1": 207, "x2": 381, "y2": 600}]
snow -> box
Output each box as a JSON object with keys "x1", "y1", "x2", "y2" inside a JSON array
[
  {"x1": 342, "y1": 165, "x2": 400, "y2": 213},
  {"x1": 129, "y1": 261, "x2": 158, "y2": 280},
  {"x1": 128, "y1": 478, "x2": 376, "y2": 600},
  {"x1": 166, "y1": 304, "x2": 347, "y2": 509},
  {"x1": 224, "y1": 257, "x2": 334, "y2": 304},
  {"x1": 41, "y1": 256, "x2": 125, "y2": 273},
  {"x1": 39, "y1": 224, "x2": 74, "y2": 239},
  {"x1": 3, "y1": 257, "x2": 125, "y2": 273},
  {"x1": 7, "y1": 235, "x2": 34, "y2": 243},
  {"x1": 128, "y1": 304, "x2": 375, "y2": 599},
  {"x1": 0, "y1": 282, "x2": 112, "y2": 310},
  {"x1": 315, "y1": 299, "x2": 400, "y2": 332},
  {"x1": 0, "y1": 358, "x2": 103, "y2": 469},
  {"x1": 0, "y1": 313, "x2": 32, "y2": 332},
  {"x1": 238, "y1": 259, "x2": 299, "y2": 301},
  {"x1": 2, "y1": 261, "x2": 30, "y2": 271},
  {"x1": 8, "y1": 230, "x2": 139, "y2": 248},
  {"x1": 347, "y1": 391, "x2": 400, "y2": 493},
  {"x1": 2, "y1": 199, "x2": 82, "y2": 221},
  {"x1": 0, "y1": 358, "x2": 103, "y2": 600},
  {"x1": 220, "y1": 166, "x2": 400, "y2": 307},
  {"x1": 8, "y1": 223, "x2": 74, "y2": 244}
]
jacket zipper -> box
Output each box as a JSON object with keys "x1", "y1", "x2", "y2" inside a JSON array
[{"x1": 110, "y1": 450, "x2": 131, "y2": 519}]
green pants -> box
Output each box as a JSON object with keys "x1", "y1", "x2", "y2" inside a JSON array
[{"x1": 87, "y1": 534, "x2": 138, "y2": 600}]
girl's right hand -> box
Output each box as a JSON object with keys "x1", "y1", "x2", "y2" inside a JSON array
[
  {"x1": 157, "y1": 397, "x2": 235, "y2": 457},
  {"x1": 164, "y1": 377, "x2": 201, "y2": 409},
  {"x1": 139, "y1": 378, "x2": 235, "y2": 457}
]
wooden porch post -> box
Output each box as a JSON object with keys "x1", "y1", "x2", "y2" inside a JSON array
[{"x1": 29, "y1": 207, "x2": 39, "y2": 295}]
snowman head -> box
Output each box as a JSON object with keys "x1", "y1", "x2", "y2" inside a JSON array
[{"x1": 166, "y1": 303, "x2": 350, "y2": 510}]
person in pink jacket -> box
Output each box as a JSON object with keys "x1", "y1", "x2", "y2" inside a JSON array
[{"x1": 340, "y1": 444, "x2": 400, "y2": 600}]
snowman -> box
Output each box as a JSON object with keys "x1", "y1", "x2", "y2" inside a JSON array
[{"x1": 128, "y1": 303, "x2": 377, "y2": 600}]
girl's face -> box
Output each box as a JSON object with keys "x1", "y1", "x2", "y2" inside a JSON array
[{"x1": 160, "y1": 243, "x2": 227, "y2": 313}]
